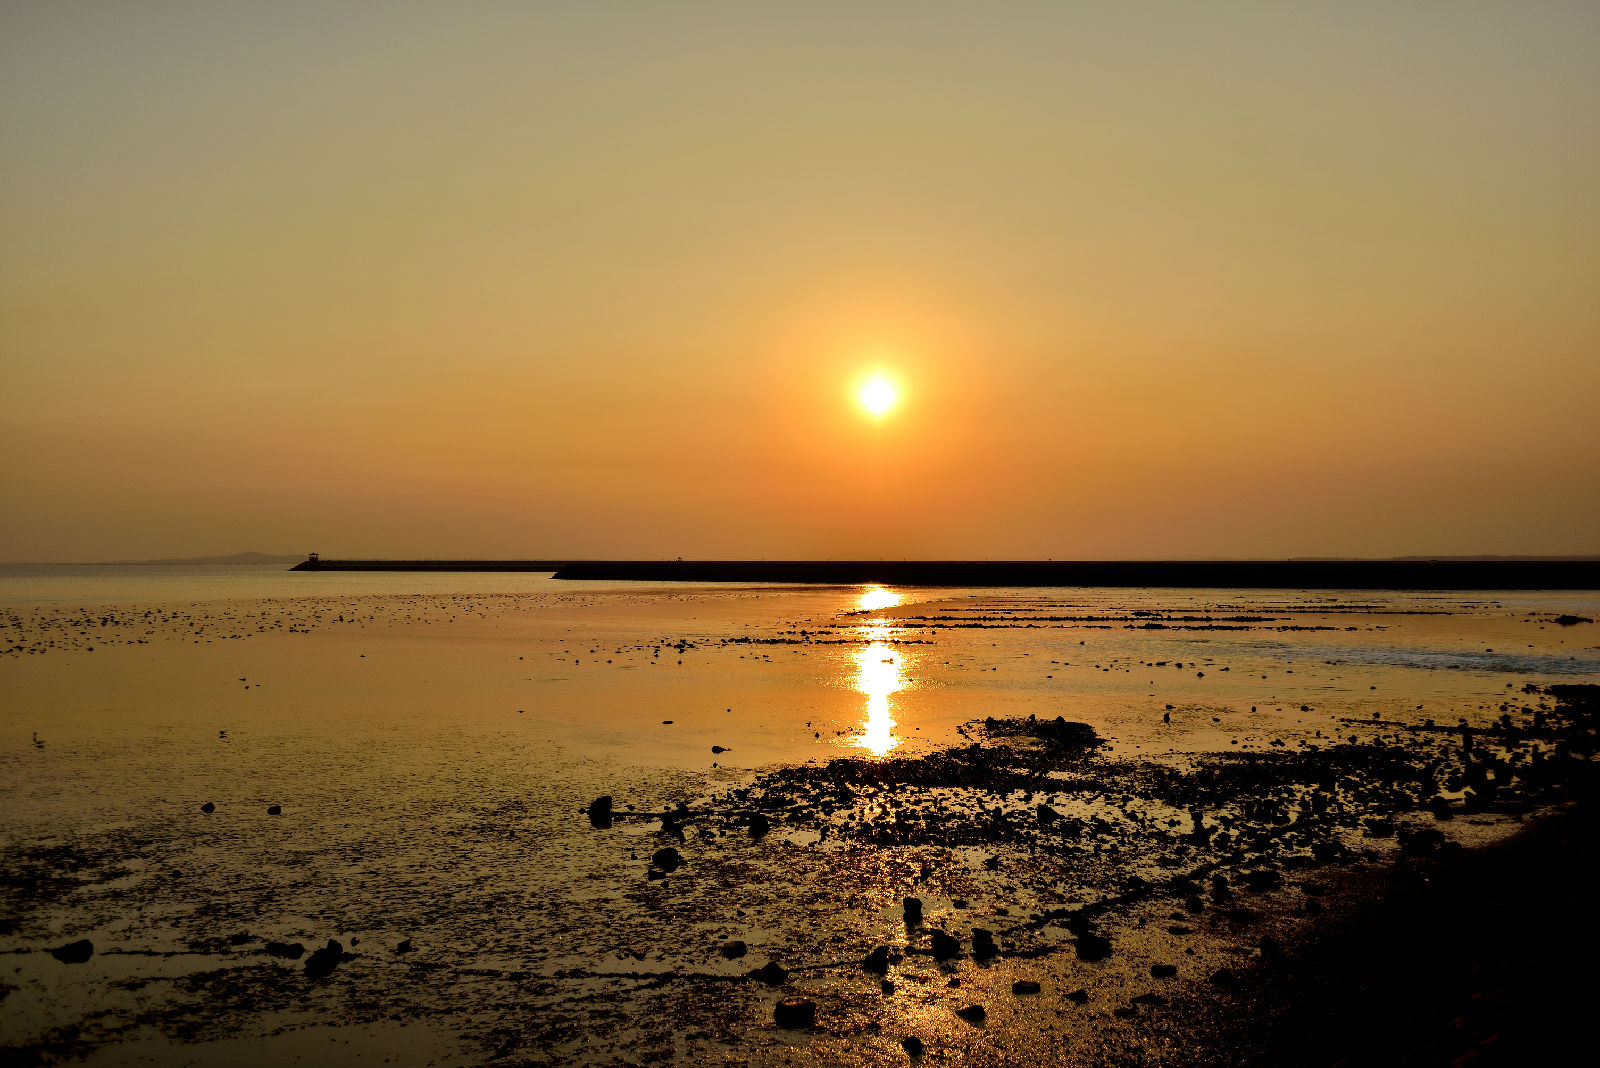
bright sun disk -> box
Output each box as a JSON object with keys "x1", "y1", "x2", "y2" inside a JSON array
[{"x1": 858, "y1": 375, "x2": 899, "y2": 418}]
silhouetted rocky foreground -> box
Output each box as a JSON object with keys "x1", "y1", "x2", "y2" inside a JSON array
[{"x1": 579, "y1": 683, "x2": 1598, "y2": 1064}]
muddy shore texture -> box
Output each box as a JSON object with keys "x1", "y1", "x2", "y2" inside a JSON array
[{"x1": 7, "y1": 681, "x2": 1594, "y2": 1066}]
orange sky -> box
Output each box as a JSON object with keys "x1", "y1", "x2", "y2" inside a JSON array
[{"x1": 2, "y1": 3, "x2": 1597, "y2": 561}]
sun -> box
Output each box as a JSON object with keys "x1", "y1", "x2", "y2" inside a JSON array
[{"x1": 857, "y1": 373, "x2": 900, "y2": 419}]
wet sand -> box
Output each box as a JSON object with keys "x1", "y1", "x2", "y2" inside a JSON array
[{"x1": 2, "y1": 582, "x2": 1597, "y2": 1065}]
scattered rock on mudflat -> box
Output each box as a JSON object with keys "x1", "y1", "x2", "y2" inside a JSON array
[
  {"x1": 304, "y1": 939, "x2": 343, "y2": 978},
  {"x1": 955, "y1": 1004, "x2": 987, "y2": 1023},
  {"x1": 587, "y1": 796, "x2": 613, "y2": 828},
  {"x1": 200, "y1": 801, "x2": 215, "y2": 813},
  {"x1": 263, "y1": 941, "x2": 304, "y2": 959},
  {"x1": 748, "y1": 813, "x2": 771, "y2": 839},
  {"x1": 49, "y1": 940, "x2": 93, "y2": 964},
  {"x1": 1067, "y1": 988, "x2": 1090, "y2": 1004},
  {"x1": 267, "y1": 805, "x2": 282, "y2": 816},
  {"x1": 930, "y1": 931, "x2": 961, "y2": 959},
  {"x1": 752, "y1": 961, "x2": 788, "y2": 986},
  {"x1": 862, "y1": 945, "x2": 890, "y2": 973},
  {"x1": 1074, "y1": 933, "x2": 1112, "y2": 961},
  {"x1": 902, "y1": 1035, "x2": 924, "y2": 1057},
  {"x1": 1012, "y1": 980, "x2": 1041, "y2": 995},
  {"x1": 972, "y1": 928, "x2": 998, "y2": 960},
  {"x1": 721, "y1": 940, "x2": 747, "y2": 960},
  {"x1": 774, "y1": 998, "x2": 816, "y2": 1028},
  {"x1": 395, "y1": 939, "x2": 413, "y2": 954},
  {"x1": 1151, "y1": 963, "x2": 1177, "y2": 978},
  {"x1": 903, "y1": 897, "x2": 923, "y2": 924},
  {"x1": 651, "y1": 847, "x2": 682, "y2": 872}
]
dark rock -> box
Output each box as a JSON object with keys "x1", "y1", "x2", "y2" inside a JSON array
[
  {"x1": 1185, "y1": 894, "x2": 1205, "y2": 913},
  {"x1": 721, "y1": 940, "x2": 748, "y2": 959},
  {"x1": 1074, "y1": 933, "x2": 1112, "y2": 961},
  {"x1": 49, "y1": 939, "x2": 93, "y2": 964},
  {"x1": 903, "y1": 897, "x2": 923, "y2": 924},
  {"x1": 1312, "y1": 840, "x2": 1344, "y2": 860},
  {"x1": 587, "y1": 796, "x2": 613, "y2": 829},
  {"x1": 1244, "y1": 868, "x2": 1282, "y2": 891},
  {"x1": 972, "y1": 928, "x2": 998, "y2": 960},
  {"x1": 304, "y1": 939, "x2": 342, "y2": 978},
  {"x1": 1067, "y1": 988, "x2": 1090, "y2": 1004},
  {"x1": 752, "y1": 961, "x2": 787, "y2": 986},
  {"x1": 267, "y1": 805, "x2": 282, "y2": 815},
  {"x1": 902, "y1": 1035, "x2": 924, "y2": 1058},
  {"x1": 881, "y1": 979, "x2": 895, "y2": 993},
  {"x1": 395, "y1": 939, "x2": 413, "y2": 954},
  {"x1": 954, "y1": 1004, "x2": 987, "y2": 1023},
  {"x1": 711, "y1": 745, "x2": 728, "y2": 754},
  {"x1": 1211, "y1": 967, "x2": 1239, "y2": 988},
  {"x1": 1131, "y1": 992, "x2": 1167, "y2": 1006},
  {"x1": 1151, "y1": 963, "x2": 1177, "y2": 978},
  {"x1": 1554, "y1": 615, "x2": 1592, "y2": 626},
  {"x1": 748, "y1": 813, "x2": 771, "y2": 839},
  {"x1": 774, "y1": 998, "x2": 816, "y2": 1028},
  {"x1": 263, "y1": 941, "x2": 304, "y2": 959},
  {"x1": 651, "y1": 846, "x2": 682, "y2": 872},
  {"x1": 1012, "y1": 979, "x2": 1041, "y2": 995},
  {"x1": 227, "y1": 931, "x2": 253, "y2": 946},
  {"x1": 200, "y1": 801, "x2": 215, "y2": 813},
  {"x1": 931, "y1": 931, "x2": 961, "y2": 959},
  {"x1": 862, "y1": 945, "x2": 890, "y2": 973},
  {"x1": 1401, "y1": 827, "x2": 1447, "y2": 856}
]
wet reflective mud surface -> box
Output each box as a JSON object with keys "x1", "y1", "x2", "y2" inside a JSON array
[{"x1": 2, "y1": 584, "x2": 1597, "y2": 1065}]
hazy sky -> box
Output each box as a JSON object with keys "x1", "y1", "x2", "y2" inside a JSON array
[{"x1": 3, "y1": 2, "x2": 1597, "y2": 561}]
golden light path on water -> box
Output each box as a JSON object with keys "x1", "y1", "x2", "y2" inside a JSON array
[{"x1": 851, "y1": 586, "x2": 907, "y2": 757}]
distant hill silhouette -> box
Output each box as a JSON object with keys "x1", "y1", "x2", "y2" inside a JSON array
[{"x1": 116, "y1": 551, "x2": 304, "y2": 565}]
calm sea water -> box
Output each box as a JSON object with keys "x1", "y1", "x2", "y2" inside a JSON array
[
  {"x1": 0, "y1": 563, "x2": 575, "y2": 605},
  {"x1": 3, "y1": 565, "x2": 1599, "y2": 1064}
]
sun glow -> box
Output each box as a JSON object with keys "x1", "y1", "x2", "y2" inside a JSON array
[{"x1": 857, "y1": 374, "x2": 900, "y2": 419}]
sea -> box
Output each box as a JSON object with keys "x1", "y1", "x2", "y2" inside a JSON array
[{"x1": 3, "y1": 564, "x2": 1597, "y2": 1065}]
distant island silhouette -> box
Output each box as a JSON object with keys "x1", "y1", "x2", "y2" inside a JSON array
[
  {"x1": 113, "y1": 551, "x2": 306, "y2": 566},
  {"x1": 289, "y1": 556, "x2": 1600, "y2": 589}
]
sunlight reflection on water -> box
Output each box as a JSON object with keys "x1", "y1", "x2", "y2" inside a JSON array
[
  {"x1": 855, "y1": 585, "x2": 903, "y2": 613},
  {"x1": 852, "y1": 590, "x2": 909, "y2": 756}
]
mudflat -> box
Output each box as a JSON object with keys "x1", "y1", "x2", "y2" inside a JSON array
[{"x1": 2, "y1": 581, "x2": 1597, "y2": 1065}]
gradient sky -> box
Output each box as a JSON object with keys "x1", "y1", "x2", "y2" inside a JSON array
[{"x1": 2, "y1": 2, "x2": 1597, "y2": 562}]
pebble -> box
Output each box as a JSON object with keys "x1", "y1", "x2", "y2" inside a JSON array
[
  {"x1": 49, "y1": 939, "x2": 93, "y2": 964},
  {"x1": 773, "y1": 998, "x2": 816, "y2": 1028},
  {"x1": 304, "y1": 939, "x2": 343, "y2": 978}
]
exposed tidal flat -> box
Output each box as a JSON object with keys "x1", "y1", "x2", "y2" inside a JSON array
[{"x1": 2, "y1": 569, "x2": 1598, "y2": 1066}]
